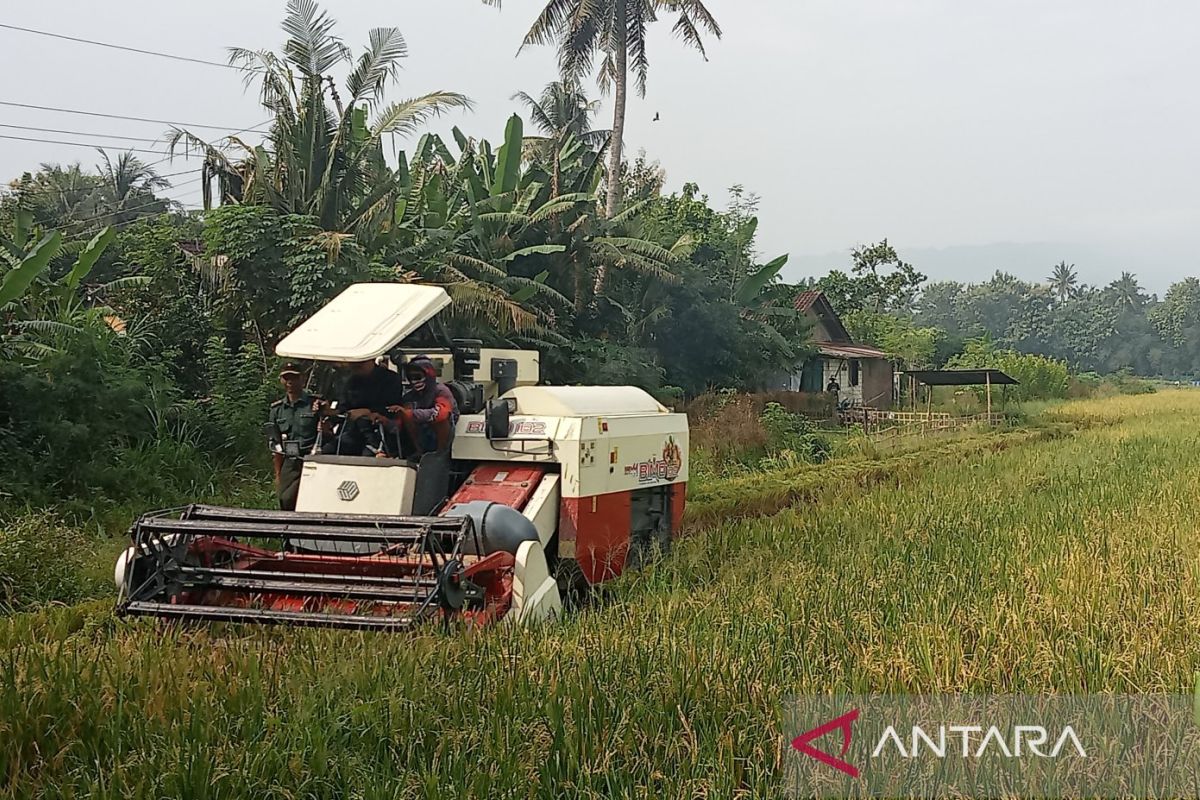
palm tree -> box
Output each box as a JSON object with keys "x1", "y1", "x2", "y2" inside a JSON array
[
  {"x1": 5, "y1": 163, "x2": 102, "y2": 233},
  {"x1": 1108, "y1": 271, "x2": 1145, "y2": 311},
  {"x1": 1047, "y1": 261, "x2": 1077, "y2": 302},
  {"x1": 95, "y1": 150, "x2": 172, "y2": 225},
  {"x1": 513, "y1": 80, "x2": 608, "y2": 197},
  {"x1": 171, "y1": 0, "x2": 471, "y2": 236},
  {"x1": 514, "y1": 80, "x2": 608, "y2": 152},
  {"x1": 487, "y1": 0, "x2": 721, "y2": 217}
]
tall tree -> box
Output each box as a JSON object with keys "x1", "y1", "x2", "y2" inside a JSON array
[
  {"x1": 1107, "y1": 271, "x2": 1146, "y2": 311},
  {"x1": 514, "y1": 80, "x2": 607, "y2": 153},
  {"x1": 95, "y1": 151, "x2": 172, "y2": 226},
  {"x1": 1047, "y1": 261, "x2": 1077, "y2": 302},
  {"x1": 513, "y1": 80, "x2": 608, "y2": 196},
  {"x1": 487, "y1": 0, "x2": 721, "y2": 217}
]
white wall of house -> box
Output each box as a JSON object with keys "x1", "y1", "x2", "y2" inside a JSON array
[{"x1": 823, "y1": 358, "x2": 863, "y2": 404}]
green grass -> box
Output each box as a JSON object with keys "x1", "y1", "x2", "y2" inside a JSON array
[{"x1": 3, "y1": 392, "x2": 1200, "y2": 798}]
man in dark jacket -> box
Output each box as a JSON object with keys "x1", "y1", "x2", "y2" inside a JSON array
[{"x1": 321, "y1": 358, "x2": 406, "y2": 456}]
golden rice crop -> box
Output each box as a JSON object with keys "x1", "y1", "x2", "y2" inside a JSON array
[{"x1": 3, "y1": 391, "x2": 1199, "y2": 798}]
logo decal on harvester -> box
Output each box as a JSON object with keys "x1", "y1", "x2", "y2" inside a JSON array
[
  {"x1": 792, "y1": 709, "x2": 860, "y2": 778},
  {"x1": 624, "y1": 436, "x2": 683, "y2": 484},
  {"x1": 464, "y1": 419, "x2": 546, "y2": 435},
  {"x1": 336, "y1": 480, "x2": 360, "y2": 501}
]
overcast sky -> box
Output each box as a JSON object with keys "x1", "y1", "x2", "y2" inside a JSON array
[{"x1": 1, "y1": 1, "x2": 1197, "y2": 291}]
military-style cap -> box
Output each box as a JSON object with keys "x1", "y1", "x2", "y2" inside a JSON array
[{"x1": 279, "y1": 362, "x2": 306, "y2": 377}]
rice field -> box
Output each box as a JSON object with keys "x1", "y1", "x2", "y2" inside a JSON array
[{"x1": 3, "y1": 391, "x2": 1200, "y2": 799}]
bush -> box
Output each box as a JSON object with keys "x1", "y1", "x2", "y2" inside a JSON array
[
  {"x1": 1067, "y1": 371, "x2": 1157, "y2": 399},
  {"x1": 0, "y1": 514, "x2": 104, "y2": 611},
  {"x1": 948, "y1": 339, "x2": 1069, "y2": 402},
  {"x1": 0, "y1": 320, "x2": 176, "y2": 506},
  {"x1": 758, "y1": 402, "x2": 831, "y2": 463},
  {"x1": 688, "y1": 393, "x2": 831, "y2": 477}
]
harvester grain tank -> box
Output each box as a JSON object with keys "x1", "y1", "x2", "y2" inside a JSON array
[{"x1": 114, "y1": 283, "x2": 689, "y2": 629}]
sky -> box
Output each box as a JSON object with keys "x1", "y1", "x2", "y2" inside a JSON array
[{"x1": 0, "y1": 0, "x2": 1197, "y2": 292}]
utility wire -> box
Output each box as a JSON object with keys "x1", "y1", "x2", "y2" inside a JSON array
[
  {"x1": 0, "y1": 100, "x2": 258, "y2": 131},
  {"x1": 0, "y1": 123, "x2": 164, "y2": 143},
  {"x1": 0, "y1": 132, "x2": 188, "y2": 156},
  {"x1": 69, "y1": 192, "x2": 208, "y2": 238},
  {"x1": 0, "y1": 22, "x2": 245, "y2": 72},
  {"x1": 140, "y1": 119, "x2": 272, "y2": 170},
  {"x1": 0, "y1": 119, "x2": 271, "y2": 170}
]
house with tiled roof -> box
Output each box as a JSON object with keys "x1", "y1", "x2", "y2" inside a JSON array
[{"x1": 785, "y1": 290, "x2": 894, "y2": 409}]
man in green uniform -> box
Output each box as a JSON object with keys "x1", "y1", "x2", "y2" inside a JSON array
[{"x1": 267, "y1": 362, "x2": 320, "y2": 510}]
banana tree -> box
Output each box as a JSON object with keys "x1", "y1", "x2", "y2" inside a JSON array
[
  {"x1": 387, "y1": 113, "x2": 687, "y2": 334},
  {"x1": 733, "y1": 252, "x2": 810, "y2": 362},
  {"x1": 1, "y1": 219, "x2": 119, "y2": 361}
]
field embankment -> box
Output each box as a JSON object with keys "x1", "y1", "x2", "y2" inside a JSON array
[{"x1": 3, "y1": 391, "x2": 1199, "y2": 798}]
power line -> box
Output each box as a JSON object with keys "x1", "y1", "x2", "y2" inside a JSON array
[
  {"x1": 0, "y1": 22, "x2": 245, "y2": 72},
  {"x1": 68, "y1": 192, "x2": 208, "y2": 238},
  {"x1": 0, "y1": 132, "x2": 195, "y2": 157},
  {"x1": 0, "y1": 119, "x2": 270, "y2": 163},
  {"x1": 0, "y1": 100, "x2": 258, "y2": 131},
  {"x1": 0, "y1": 123, "x2": 164, "y2": 143},
  {"x1": 140, "y1": 119, "x2": 272, "y2": 170}
]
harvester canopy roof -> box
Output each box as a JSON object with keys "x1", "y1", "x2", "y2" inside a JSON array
[
  {"x1": 276, "y1": 283, "x2": 451, "y2": 362},
  {"x1": 904, "y1": 368, "x2": 1019, "y2": 386}
]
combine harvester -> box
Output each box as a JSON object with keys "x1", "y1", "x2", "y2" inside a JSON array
[{"x1": 114, "y1": 284, "x2": 688, "y2": 630}]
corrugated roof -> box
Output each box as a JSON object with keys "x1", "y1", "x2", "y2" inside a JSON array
[
  {"x1": 794, "y1": 289, "x2": 822, "y2": 312},
  {"x1": 818, "y1": 343, "x2": 889, "y2": 359},
  {"x1": 904, "y1": 369, "x2": 1019, "y2": 386}
]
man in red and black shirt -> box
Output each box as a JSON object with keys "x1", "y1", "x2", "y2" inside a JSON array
[{"x1": 386, "y1": 355, "x2": 459, "y2": 456}]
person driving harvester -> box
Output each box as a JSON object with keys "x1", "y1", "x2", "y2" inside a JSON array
[
  {"x1": 386, "y1": 355, "x2": 459, "y2": 458},
  {"x1": 320, "y1": 357, "x2": 405, "y2": 456}
]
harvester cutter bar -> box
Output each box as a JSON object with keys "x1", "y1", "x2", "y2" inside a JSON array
[
  {"x1": 172, "y1": 567, "x2": 438, "y2": 601},
  {"x1": 121, "y1": 601, "x2": 419, "y2": 631},
  {"x1": 182, "y1": 504, "x2": 460, "y2": 529}
]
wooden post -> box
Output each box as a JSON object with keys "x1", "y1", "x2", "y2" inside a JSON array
[
  {"x1": 925, "y1": 383, "x2": 932, "y2": 435},
  {"x1": 986, "y1": 371, "x2": 992, "y2": 424}
]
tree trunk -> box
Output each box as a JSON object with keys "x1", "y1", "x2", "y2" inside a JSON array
[
  {"x1": 605, "y1": 0, "x2": 628, "y2": 219},
  {"x1": 593, "y1": 0, "x2": 628, "y2": 303}
]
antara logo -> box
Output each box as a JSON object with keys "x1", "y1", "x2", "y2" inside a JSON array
[
  {"x1": 792, "y1": 709, "x2": 860, "y2": 777},
  {"x1": 792, "y1": 709, "x2": 1087, "y2": 777}
]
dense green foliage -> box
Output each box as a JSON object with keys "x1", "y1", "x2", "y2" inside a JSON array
[{"x1": 907, "y1": 268, "x2": 1200, "y2": 376}]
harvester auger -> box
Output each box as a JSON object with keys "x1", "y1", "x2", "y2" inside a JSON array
[{"x1": 115, "y1": 283, "x2": 689, "y2": 630}]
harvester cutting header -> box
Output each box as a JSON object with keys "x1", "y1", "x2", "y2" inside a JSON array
[{"x1": 115, "y1": 283, "x2": 689, "y2": 630}]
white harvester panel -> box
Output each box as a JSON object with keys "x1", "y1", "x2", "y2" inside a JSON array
[
  {"x1": 451, "y1": 385, "x2": 688, "y2": 499},
  {"x1": 296, "y1": 456, "x2": 417, "y2": 516}
]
